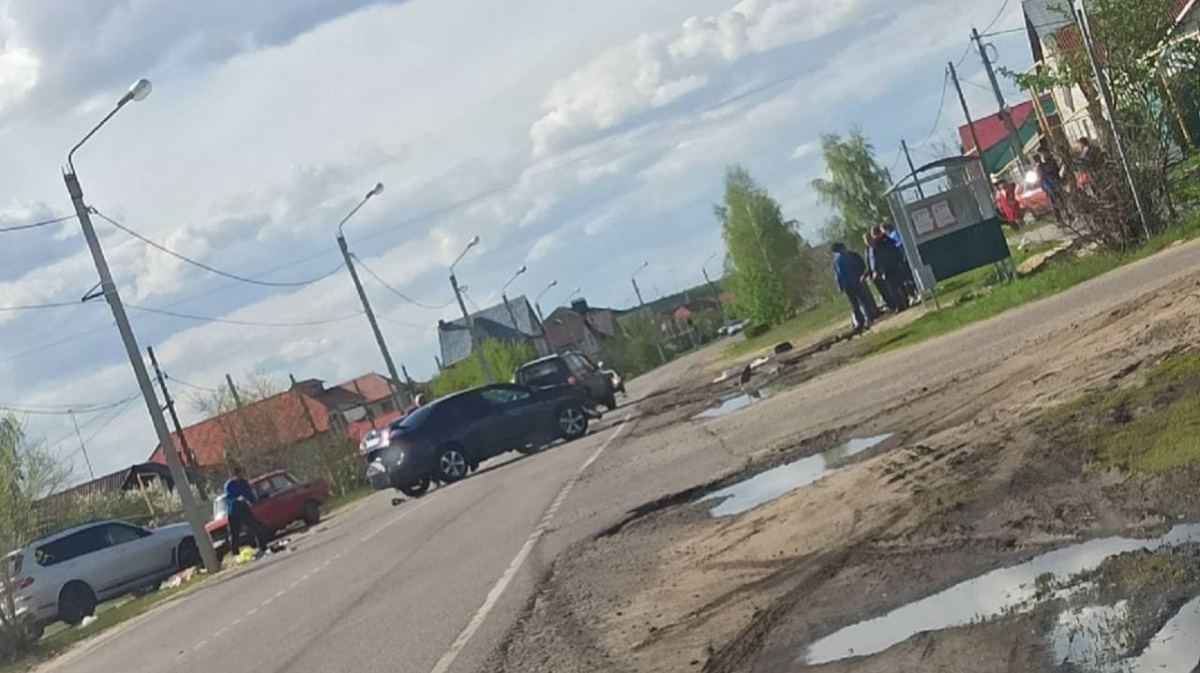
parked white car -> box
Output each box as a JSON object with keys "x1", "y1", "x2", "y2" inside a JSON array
[{"x1": 3, "y1": 520, "x2": 199, "y2": 631}]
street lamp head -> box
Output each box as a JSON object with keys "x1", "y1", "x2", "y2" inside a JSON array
[
  {"x1": 548, "y1": 280, "x2": 558, "y2": 288},
  {"x1": 517, "y1": 264, "x2": 527, "y2": 275},
  {"x1": 120, "y1": 79, "x2": 153, "y2": 106},
  {"x1": 468, "y1": 235, "x2": 481, "y2": 249},
  {"x1": 368, "y1": 182, "x2": 385, "y2": 198}
]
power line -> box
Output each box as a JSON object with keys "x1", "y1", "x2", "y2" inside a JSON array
[
  {"x1": 352, "y1": 255, "x2": 456, "y2": 310},
  {"x1": 91, "y1": 208, "x2": 344, "y2": 288},
  {"x1": 0, "y1": 214, "x2": 77, "y2": 234},
  {"x1": 0, "y1": 300, "x2": 94, "y2": 312},
  {"x1": 912, "y1": 71, "x2": 952, "y2": 149},
  {"x1": 376, "y1": 314, "x2": 436, "y2": 331},
  {"x1": 980, "y1": 0, "x2": 1013, "y2": 36},
  {"x1": 2, "y1": 391, "x2": 141, "y2": 418},
  {"x1": 126, "y1": 303, "x2": 365, "y2": 328},
  {"x1": 164, "y1": 374, "x2": 220, "y2": 394}
]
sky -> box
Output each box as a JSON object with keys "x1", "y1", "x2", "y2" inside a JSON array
[{"x1": 0, "y1": 0, "x2": 1034, "y2": 483}]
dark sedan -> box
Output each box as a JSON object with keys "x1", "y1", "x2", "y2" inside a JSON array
[{"x1": 366, "y1": 383, "x2": 591, "y2": 497}]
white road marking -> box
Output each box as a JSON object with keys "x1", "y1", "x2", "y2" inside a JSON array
[
  {"x1": 361, "y1": 496, "x2": 434, "y2": 543},
  {"x1": 246, "y1": 607, "x2": 258, "y2": 616},
  {"x1": 428, "y1": 415, "x2": 633, "y2": 673},
  {"x1": 193, "y1": 640, "x2": 208, "y2": 650}
]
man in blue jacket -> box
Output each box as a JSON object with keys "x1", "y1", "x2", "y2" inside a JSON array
[
  {"x1": 224, "y1": 465, "x2": 267, "y2": 558},
  {"x1": 832, "y1": 242, "x2": 878, "y2": 330}
]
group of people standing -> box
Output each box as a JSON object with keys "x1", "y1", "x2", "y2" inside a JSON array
[{"x1": 831, "y1": 222, "x2": 917, "y2": 331}]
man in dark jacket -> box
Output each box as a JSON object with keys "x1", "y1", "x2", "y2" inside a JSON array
[
  {"x1": 832, "y1": 242, "x2": 878, "y2": 330},
  {"x1": 224, "y1": 466, "x2": 267, "y2": 558}
]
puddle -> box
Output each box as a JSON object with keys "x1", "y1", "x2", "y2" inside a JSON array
[
  {"x1": 1050, "y1": 596, "x2": 1200, "y2": 672},
  {"x1": 693, "y1": 390, "x2": 769, "y2": 420},
  {"x1": 702, "y1": 434, "x2": 892, "y2": 517},
  {"x1": 801, "y1": 524, "x2": 1200, "y2": 666}
]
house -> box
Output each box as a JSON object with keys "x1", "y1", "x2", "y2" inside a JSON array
[
  {"x1": 957, "y1": 97, "x2": 1058, "y2": 174},
  {"x1": 543, "y1": 299, "x2": 619, "y2": 357},
  {"x1": 149, "y1": 387, "x2": 336, "y2": 470},
  {"x1": 38, "y1": 463, "x2": 177, "y2": 513},
  {"x1": 1021, "y1": 0, "x2": 1197, "y2": 144},
  {"x1": 302, "y1": 373, "x2": 408, "y2": 429},
  {"x1": 437, "y1": 295, "x2": 548, "y2": 368}
]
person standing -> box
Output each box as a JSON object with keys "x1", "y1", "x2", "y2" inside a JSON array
[
  {"x1": 992, "y1": 178, "x2": 1023, "y2": 231},
  {"x1": 863, "y1": 231, "x2": 898, "y2": 313},
  {"x1": 832, "y1": 242, "x2": 878, "y2": 331},
  {"x1": 1035, "y1": 150, "x2": 1066, "y2": 225},
  {"x1": 881, "y1": 221, "x2": 918, "y2": 303},
  {"x1": 224, "y1": 466, "x2": 267, "y2": 559},
  {"x1": 870, "y1": 225, "x2": 908, "y2": 311}
]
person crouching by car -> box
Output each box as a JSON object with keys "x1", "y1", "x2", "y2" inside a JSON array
[
  {"x1": 224, "y1": 465, "x2": 267, "y2": 559},
  {"x1": 992, "y1": 177, "x2": 1023, "y2": 231}
]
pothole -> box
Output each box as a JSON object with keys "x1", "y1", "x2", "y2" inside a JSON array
[{"x1": 700, "y1": 434, "x2": 893, "y2": 517}]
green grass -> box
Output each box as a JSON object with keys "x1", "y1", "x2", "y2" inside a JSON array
[
  {"x1": 857, "y1": 211, "x2": 1200, "y2": 357},
  {"x1": 1043, "y1": 352, "x2": 1200, "y2": 475},
  {"x1": 721, "y1": 299, "x2": 846, "y2": 360},
  {"x1": 324, "y1": 485, "x2": 374, "y2": 515}
]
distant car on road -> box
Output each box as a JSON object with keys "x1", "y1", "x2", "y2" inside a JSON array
[
  {"x1": 3, "y1": 520, "x2": 200, "y2": 631},
  {"x1": 719, "y1": 320, "x2": 748, "y2": 336},
  {"x1": 207, "y1": 470, "x2": 329, "y2": 555},
  {"x1": 367, "y1": 383, "x2": 591, "y2": 497},
  {"x1": 514, "y1": 352, "x2": 617, "y2": 410}
]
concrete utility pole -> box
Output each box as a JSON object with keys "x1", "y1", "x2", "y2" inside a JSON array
[
  {"x1": 973, "y1": 27, "x2": 1026, "y2": 170},
  {"x1": 500, "y1": 264, "x2": 527, "y2": 338},
  {"x1": 631, "y1": 261, "x2": 666, "y2": 364},
  {"x1": 225, "y1": 374, "x2": 244, "y2": 409},
  {"x1": 901, "y1": 139, "x2": 926, "y2": 199},
  {"x1": 449, "y1": 237, "x2": 496, "y2": 384},
  {"x1": 948, "y1": 61, "x2": 984, "y2": 161},
  {"x1": 68, "y1": 410, "x2": 96, "y2": 481},
  {"x1": 148, "y1": 347, "x2": 198, "y2": 470},
  {"x1": 1074, "y1": 0, "x2": 1151, "y2": 239},
  {"x1": 64, "y1": 78, "x2": 218, "y2": 573},
  {"x1": 703, "y1": 252, "x2": 726, "y2": 325},
  {"x1": 336, "y1": 183, "x2": 411, "y2": 409}
]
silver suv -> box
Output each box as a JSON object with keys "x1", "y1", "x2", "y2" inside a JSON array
[{"x1": 3, "y1": 520, "x2": 198, "y2": 632}]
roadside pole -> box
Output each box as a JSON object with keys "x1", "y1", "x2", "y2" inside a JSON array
[
  {"x1": 68, "y1": 410, "x2": 96, "y2": 480},
  {"x1": 148, "y1": 347, "x2": 202, "y2": 495},
  {"x1": 948, "y1": 61, "x2": 984, "y2": 162},
  {"x1": 63, "y1": 78, "x2": 218, "y2": 574},
  {"x1": 973, "y1": 27, "x2": 1026, "y2": 170},
  {"x1": 901, "y1": 140, "x2": 925, "y2": 199},
  {"x1": 1074, "y1": 0, "x2": 1151, "y2": 239},
  {"x1": 225, "y1": 374, "x2": 244, "y2": 409},
  {"x1": 450, "y1": 272, "x2": 497, "y2": 384}
]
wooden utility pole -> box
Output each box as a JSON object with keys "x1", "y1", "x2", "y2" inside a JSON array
[
  {"x1": 148, "y1": 347, "x2": 204, "y2": 497},
  {"x1": 225, "y1": 374, "x2": 244, "y2": 409},
  {"x1": 973, "y1": 27, "x2": 1026, "y2": 170},
  {"x1": 901, "y1": 140, "x2": 926, "y2": 199}
]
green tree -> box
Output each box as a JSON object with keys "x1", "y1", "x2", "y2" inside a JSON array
[
  {"x1": 811, "y1": 129, "x2": 893, "y2": 245},
  {"x1": 716, "y1": 166, "x2": 821, "y2": 328},
  {"x1": 429, "y1": 338, "x2": 537, "y2": 398}
]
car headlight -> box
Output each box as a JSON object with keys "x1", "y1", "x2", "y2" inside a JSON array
[{"x1": 1024, "y1": 170, "x2": 1040, "y2": 186}]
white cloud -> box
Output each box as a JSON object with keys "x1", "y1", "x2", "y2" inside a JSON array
[
  {"x1": 791, "y1": 139, "x2": 820, "y2": 160},
  {"x1": 526, "y1": 233, "x2": 560, "y2": 261}
]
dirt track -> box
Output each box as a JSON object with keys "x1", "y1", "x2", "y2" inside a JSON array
[{"x1": 492, "y1": 238, "x2": 1200, "y2": 673}]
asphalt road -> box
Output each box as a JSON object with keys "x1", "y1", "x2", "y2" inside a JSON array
[
  {"x1": 39, "y1": 236, "x2": 1200, "y2": 673},
  {"x1": 39, "y1": 356, "x2": 696, "y2": 673}
]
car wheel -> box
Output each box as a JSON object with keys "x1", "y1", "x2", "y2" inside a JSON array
[
  {"x1": 176, "y1": 537, "x2": 200, "y2": 570},
  {"x1": 434, "y1": 445, "x2": 470, "y2": 483},
  {"x1": 302, "y1": 500, "x2": 322, "y2": 527},
  {"x1": 20, "y1": 621, "x2": 44, "y2": 642},
  {"x1": 604, "y1": 393, "x2": 618, "y2": 411},
  {"x1": 557, "y1": 405, "x2": 589, "y2": 440},
  {"x1": 516, "y1": 443, "x2": 543, "y2": 456},
  {"x1": 58, "y1": 582, "x2": 97, "y2": 626},
  {"x1": 398, "y1": 477, "x2": 431, "y2": 498}
]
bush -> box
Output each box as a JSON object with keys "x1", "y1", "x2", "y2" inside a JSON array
[
  {"x1": 429, "y1": 338, "x2": 538, "y2": 397},
  {"x1": 744, "y1": 323, "x2": 770, "y2": 338}
]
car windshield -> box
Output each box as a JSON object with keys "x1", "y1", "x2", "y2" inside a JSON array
[
  {"x1": 212, "y1": 495, "x2": 227, "y2": 520},
  {"x1": 398, "y1": 402, "x2": 437, "y2": 429},
  {"x1": 516, "y1": 361, "x2": 566, "y2": 383}
]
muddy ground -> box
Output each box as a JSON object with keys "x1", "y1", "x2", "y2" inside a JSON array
[{"x1": 493, "y1": 266, "x2": 1200, "y2": 673}]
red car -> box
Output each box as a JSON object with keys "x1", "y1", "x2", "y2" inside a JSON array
[{"x1": 206, "y1": 470, "x2": 329, "y2": 553}]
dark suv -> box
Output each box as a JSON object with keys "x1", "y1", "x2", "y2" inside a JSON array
[
  {"x1": 514, "y1": 352, "x2": 617, "y2": 410},
  {"x1": 366, "y1": 383, "x2": 590, "y2": 497}
]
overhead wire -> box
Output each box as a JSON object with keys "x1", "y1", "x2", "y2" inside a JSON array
[
  {"x1": 91, "y1": 208, "x2": 344, "y2": 288},
  {"x1": 0, "y1": 214, "x2": 77, "y2": 234},
  {"x1": 0, "y1": 300, "x2": 96, "y2": 312},
  {"x1": 164, "y1": 374, "x2": 220, "y2": 394},
  {"x1": 352, "y1": 255, "x2": 456, "y2": 310},
  {"x1": 0, "y1": 392, "x2": 140, "y2": 417},
  {"x1": 126, "y1": 303, "x2": 365, "y2": 328},
  {"x1": 911, "y1": 71, "x2": 952, "y2": 149}
]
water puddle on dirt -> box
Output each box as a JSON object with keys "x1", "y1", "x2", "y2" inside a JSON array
[
  {"x1": 702, "y1": 434, "x2": 893, "y2": 517},
  {"x1": 801, "y1": 524, "x2": 1200, "y2": 666},
  {"x1": 693, "y1": 390, "x2": 770, "y2": 420},
  {"x1": 1051, "y1": 596, "x2": 1200, "y2": 672}
]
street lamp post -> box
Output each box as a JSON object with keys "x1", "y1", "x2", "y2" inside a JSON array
[
  {"x1": 631, "y1": 261, "x2": 666, "y2": 364},
  {"x1": 564, "y1": 286, "x2": 582, "y2": 304},
  {"x1": 703, "y1": 252, "x2": 726, "y2": 324},
  {"x1": 449, "y1": 237, "x2": 496, "y2": 383},
  {"x1": 336, "y1": 183, "x2": 412, "y2": 409},
  {"x1": 500, "y1": 265, "x2": 527, "y2": 335},
  {"x1": 534, "y1": 280, "x2": 557, "y2": 323},
  {"x1": 63, "y1": 79, "x2": 219, "y2": 574}
]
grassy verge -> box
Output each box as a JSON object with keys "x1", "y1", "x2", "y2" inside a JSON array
[
  {"x1": 1, "y1": 578, "x2": 206, "y2": 673},
  {"x1": 1041, "y1": 351, "x2": 1200, "y2": 473},
  {"x1": 858, "y1": 210, "x2": 1200, "y2": 357},
  {"x1": 324, "y1": 485, "x2": 375, "y2": 515},
  {"x1": 721, "y1": 300, "x2": 846, "y2": 360}
]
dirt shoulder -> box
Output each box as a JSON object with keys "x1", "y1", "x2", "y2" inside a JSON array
[{"x1": 492, "y1": 241, "x2": 1200, "y2": 673}]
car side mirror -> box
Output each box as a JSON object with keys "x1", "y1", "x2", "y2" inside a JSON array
[{"x1": 597, "y1": 361, "x2": 606, "y2": 368}]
